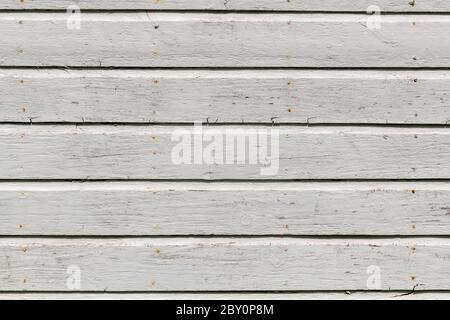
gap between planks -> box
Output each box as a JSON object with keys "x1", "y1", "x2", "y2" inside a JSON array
[
  {"x1": 1, "y1": 0, "x2": 450, "y2": 13},
  {"x1": 3, "y1": 10, "x2": 450, "y2": 15},
  {"x1": 1, "y1": 124, "x2": 450, "y2": 128},
  {"x1": 0, "y1": 292, "x2": 449, "y2": 300},
  {"x1": 6, "y1": 66, "x2": 450, "y2": 70}
]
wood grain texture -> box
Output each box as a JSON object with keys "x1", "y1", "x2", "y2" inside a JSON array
[
  {"x1": 1, "y1": 0, "x2": 449, "y2": 12},
  {"x1": 1, "y1": 13, "x2": 449, "y2": 67},
  {"x1": 1, "y1": 125, "x2": 450, "y2": 180},
  {"x1": 3, "y1": 69, "x2": 450, "y2": 124},
  {"x1": 2, "y1": 182, "x2": 449, "y2": 236},
  {"x1": 0, "y1": 238, "x2": 448, "y2": 291},
  {"x1": 1, "y1": 292, "x2": 449, "y2": 300},
  {"x1": 3, "y1": 2, "x2": 450, "y2": 299}
]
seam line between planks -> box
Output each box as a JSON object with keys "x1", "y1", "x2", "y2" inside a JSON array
[
  {"x1": 5, "y1": 67, "x2": 450, "y2": 71},
  {"x1": 3, "y1": 10, "x2": 450, "y2": 15},
  {"x1": 0, "y1": 290, "x2": 448, "y2": 294},
  {"x1": 0, "y1": 235, "x2": 449, "y2": 239},
  {"x1": 0, "y1": 179, "x2": 449, "y2": 182},
  {"x1": 1, "y1": 123, "x2": 450, "y2": 128},
  {"x1": 0, "y1": 290, "x2": 447, "y2": 293}
]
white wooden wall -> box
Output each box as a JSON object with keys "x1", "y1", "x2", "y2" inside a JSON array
[{"x1": 0, "y1": 1, "x2": 449, "y2": 300}]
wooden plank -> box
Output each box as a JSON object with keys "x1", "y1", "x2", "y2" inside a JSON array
[
  {"x1": 2, "y1": 182, "x2": 450, "y2": 236},
  {"x1": 0, "y1": 238, "x2": 448, "y2": 291},
  {"x1": 1, "y1": 125, "x2": 450, "y2": 180},
  {"x1": 1, "y1": 292, "x2": 449, "y2": 300},
  {"x1": 1, "y1": 0, "x2": 449, "y2": 12},
  {"x1": 2, "y1": 69, "x2": 450, "y2": 124},
  {"x1": 1, "y1": 13, "x2": 450, "y2": 67}
]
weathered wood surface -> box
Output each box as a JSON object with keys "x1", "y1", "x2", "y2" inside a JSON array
[
  {"x1": 0, "y1": 292, "x2": 448, "y2": 300},
  {"x1": 0, "y1": 238, "x2": 448, "y2": 291},
  {"x1": 1, "y1": 13, "x2": 449, "y2": 67},
  {"x1": 1, "y1": 125, "x2": 450, "y2": 180},
  {"x1": 1, "y1": 182, "x2": 449, "y2": 236},
  {"x1": 1, "y1": 0, "x2": 448, "y2": 12},
  {"x1": 2, "y1": 1, "x2": 450, "y2": 298},
  {"x1": 2, "y1": 69, "x2": 450, "y2": 124}
]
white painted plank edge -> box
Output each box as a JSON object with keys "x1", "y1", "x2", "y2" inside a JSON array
[
  {"x1": 1, "y1": 13, "x2": 448, "y2": 67},
  {"x1": 2, "y1": 182, "x2": 449, "y2": 236},
  {"x1": 1, "y1": 125, "x2": 450, "y2": 179},
  {"x1": 0, "y1": 0, "x2": 447, "y2": 12},
  {"x1": 0, "y1": 292, "x2": 448, "y2": 300},
  {"x1": 3, "y1": 69, "x2": 449, "y2": 124},
  {"x1": 0, "y1": 238, "x2": 448, "y2": 291}
]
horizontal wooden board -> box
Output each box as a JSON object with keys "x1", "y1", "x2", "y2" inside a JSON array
[
  {"x1": 1, "y1": 292, "x2": 449, "y2": 300},
  {"x1": 1, "y1": 0, "x2": 449, "y2": 12},
  {"x1": 1, "y1": 125, "x2": 450, "y2": 179},
  {"x1": 0, "y1": 238, "x2": 448, "y2": 291},
  {"x1": 2, "y1": 69, "x2": 450, "y2": 124},
  {"x1": 1, "y1": 13, "x2": 450, "y2": 67},
  {"x1": 2, "y1": 182, "x2": 450, "y2": 236}
]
